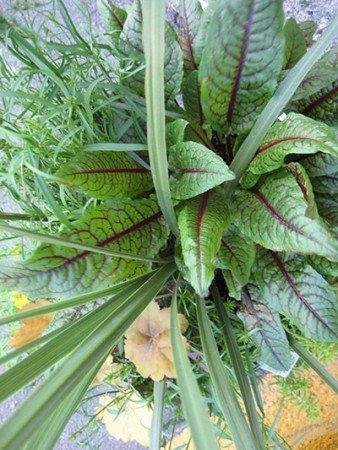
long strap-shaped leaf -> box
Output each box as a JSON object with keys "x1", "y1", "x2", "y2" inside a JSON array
[
  {"x1": 0, "y1": 263, "x2": 175, "y2": 448},
  {"x1": 142, "y1": 0, "x2": 179, "y2": 235},
  {"x1": 228, "y1": 13, "x2": 338, "y2": 190},
  {"x1": 150, "y1": 380, "x2": 165, "y2": 450},
  {"x1": 211, "y1": 282, "x2": 264, "y2": 448},
  {"x1": 0, "y1": 223, "x2": 169, "y2": 264},
  {"x1": 197, "y1": 297, "x2": 261, "y2": 450},
  {"x1": 170, "y1": 288, "x2": 218, "y2": 450}
]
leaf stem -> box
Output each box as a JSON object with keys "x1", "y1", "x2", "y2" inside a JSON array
[
  {"x1": 289, "y1": 336, "x2": 338, "y2": 393},
  {"x1": 142, "y1": 0, "x2": 179, "y2": 236},
  {"x1": 150, "y1": 380, "x2": 166, "y2": 450},
  {"x1": 227, "y1": 13, "x2": 338, "y2": 192}
]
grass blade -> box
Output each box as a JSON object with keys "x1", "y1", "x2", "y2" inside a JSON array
[
  {"x1": 171, "y1": 288, "x2": 218, "y2": 450},
  {"x1": 142, "y1": 0, "x2": 178, "y2": 235},
  {"x1": 197, "y1": 297, "x2": 260, "y2": 450},
  {"x1": 83, "y1": 143, "x2": 148, "y2": 151},
  {"x1": 289, "y1": 336, "x2": 338, "y2": 393},
  {"x1": 211, "y1": 283, "x2": 264, "y2": 448},
  {"x1": 228, "y1": 14, "x2": 338, "y2": 189},
  {"x1": 0, "y1": 223, "x2": 172, "y2": 264},
  {"x1": 150, "y1": 380, "x2": 165, "y2": 450}
]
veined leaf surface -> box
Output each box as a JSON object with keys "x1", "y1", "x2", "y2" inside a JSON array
[
  {"x1": 311, "y1": 172, "x2": 338, "y2": 195},
  {"x1": 169, "y1": 141, "x2": 234, "y2": 200},
  {"x1": 199, "y1": 0, "x2": 284, "y2": 133},
  {"x1": 233, "y1": 169, "x2": 338, "y2": 260},
  {"x1": 0, "y1": 199, "x2": 168, "y2": 298},
  {"x1": 57, "y1": 151, "x2": 152, "y2": 199},
  {"x1": 254, "y1": 250, "x2": 338, "y2": 342},
  {"x1": 315, "y1": 192, "x2": 338, "y2": 237},
  {"x1": 246, "y1": 113, "x2": 338, "y2": 177},
  {"x1": 178, "y1": 188, "x2": 230, "y2": 297},
  {"x1": 238, "y1": 283, "x2": 292, "y2": 371},
  {"x1": 178, "y1": 0, "x2": 203, "y2": 70},
  {"x1": 166, "y1": 119, "x2": 189, "y2": 149},
  {"x1": 216, "y1": 228, "x2": 255, "y2": 300},
  {"x1": 298, "y1": 20, "x2": 317, "y2": 46},
  {"x1": 283, "y1": 18, "x2": 307, "y2": 70},
  {"x1": 119, "y1": 0, "x2": 183, "y2": 101},
  {"x1": 297, "y1": 81, "x2": 338, "y2": 126},
  {"x1": 97, "y1": 0, "x2": 127, "y2": 44},
  {"x1": 182, "y1": 70, "x2": 204, "y2": 124},
  {"x1": 302, "y1": 152, "x2": 338, "y2": 177},
  {"x1": 308, "y1": 255, "x2": 338, "y2": 279}
]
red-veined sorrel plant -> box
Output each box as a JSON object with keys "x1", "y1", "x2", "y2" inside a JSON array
[{"x1": 0, "y1": 0, "x2": 337, "y2": 449}]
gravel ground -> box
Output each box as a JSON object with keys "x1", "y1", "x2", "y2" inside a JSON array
[{"x1": 0, "y1": 1, "x2": 337, "y2": 449}]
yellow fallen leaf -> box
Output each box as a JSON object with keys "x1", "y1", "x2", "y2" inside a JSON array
[
  {"x1": 124, "y1": 301, "x2": 189, "y2": 381},
  {"x1": 9, "y1": 300, "x2": 55, "y2": 349},
  {"x1": 97, "y1": 392, "x2": 152, "y2": 446},
  {"x1": 10, "y1": 291, "x2": 30, "y2": 309}
]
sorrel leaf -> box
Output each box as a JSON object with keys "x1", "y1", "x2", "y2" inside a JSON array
[
  {"x1": 233, "y1": 169, "x2": 338, "y2": 260},
  {"x1": 308, "y1": 255, "x2": 338, "y2": 279},
  {"x1": 178, "y1": 0, "x2": 203, "y2": 70},
  {"x1": 56, "y1": 151, "x2": 152, "y2": 199},
  {"x1": 315, "y1": 192, "x2": 338, "y2": 237},
  {"x1": 238, "y1": 283, "x2": 292, "y2": 371},
  {"x1": 97, "y1": 0, "x2": 127, "y2": 44},
  {"x1": 298, "y1": 20, "x2": 317, "y2": 46},
  {"x1": 178, "y1": 188, "x2": 230, "y2": 297},
  {"x1": 216, "y1": 228, "x2": 255, "y2": 300},
  {"x1": 199, "y1": 0, "x2": 284, "y2": 134},
  {"x1": 169, "y1": 141, "x2": 235, "y2": 200},
  {"x1": 292, "y1": 47, "x2": 337, "y2": 101},
  {"x1": 311, "y1": 172, "x2": 338, "y2": 195},
  {"x1": 182, "y1": 70, "x2": 203, "y2": 124},
  {"x1": 119, "y1": 0, "x2": 183, "y2": 101},
  {"x1": 166, "y1": 119, "x2": 189, "y2": 149},
  {"x1": 283, "y1": 18, "x2": 307, "y2": 69},
  {"x1": 245, "y1": 113, "x2": 338, "y2": 178},
  {"x1": 254, "y1": 250, "x2": 338, "y2": 342},
  {"x1": 302, "y1": 152, "x2": 338, "y2": 177},
  {"x1": 0, "y1": 199, "x2": 168, "y2": 298}
]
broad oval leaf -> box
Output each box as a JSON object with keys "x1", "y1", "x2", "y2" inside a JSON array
[
  {"x1": 216, "y1": 227, "x2": 255, "y2": 300},
  {"x1": 56, "y1": 151, "x2": 152, "y2": 199},
  {"x1": 232, "y1": 169, "x2": 338, "y2": 261},
  {"x1": 199, "y1": 0, "x2": 284, "y2": 134},
  {"x1": 297, "y1": 81, "x2": 338, "y2": 126},
  {"x1": 254, "y1": 250, "x2": 338, "y2": 342},
  {"x1": 308, "y1": 255, "x2": 338, "y2": 279},
  {"x1": 169, "y1": 141, "x2": 235, "y2": 200},
  {"x1": 178, "y1": 0, "x2": 203, "y2": 70},
  {"x1": 283, "y1": 18, "x2": 307, "y2": 70},
  {"x1": 315, "y1": 192, "x2": 338, "y2": 237},
  {"x1": 166, "y1": 119, "x2": 189, "y2": 149},
  {"x1": 178, "y1": 188, "x2": 230, "y2": 297},
  {"x1": 246, "y1": 113, "x2": 338, "y2": 178},
  {"x1": 302, "y1": 152, "x2": 338, "y2": 177},
  {"x1": 182, "y1": 70, "x2": 204, "y2": 125},
  {"x1": 238, "y1": 283, "x2": 292, "y2": 372},
  {"x1": 311, "y1": 172, "x2": 338, "y2": 195},
  {"x1": 119, "y1": 0, "x2": 183, "y2": 101},
  {"x1": 298, "y1": 20, "x2": 317, "y2": 46},
  {"x1": 0, "y1": 199, "x2": 169, "y2": 298}
]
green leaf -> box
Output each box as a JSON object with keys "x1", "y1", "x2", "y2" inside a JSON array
[
  {"x1": 308, "y1": 255, "x2": 338, "y2": 279},
  {"x1": 178, "y1": 188, "x2": 230, "y2": 296},
  {"x1": 97, "y1": 0, "x2": 127, "y2": 44},
  {"x1": 296, "y1": 81, "x2": 338, "y2": 126},
  {"x1": 150, "y1": 380, "x2": 165, "y2": 450},
  {"x1": 182, "y1": 70, "x2": 204, "y2": 124},
  {"x1": 233, "y1": 168, "x2": 338, "y2": 260},
  {"x1": 302, "y1": 152, "x2": 338, "y2": 177},
  {"x1": 193, "y1": 1, "x2": 218, "y2": 65},
  {"x1": 254, "y1": 250, "x2": 338, "y2": 342},
  {"x1": 178, "y1": 0, "x2": 203, "y2": 70},
  {"x1": 0, "y1": 199, "x2": 169, "y2": 298},
  {"x1": 166, "y1": 119, "x2": 189, "y2": 149},
  {"x1": 315, "y1": 192, "x2": 338, "y2": 237},
  {"x1": 312, "y1": 171, "x2": 338, "y2": 195},
  {"x1": 197, "y1": 297, "x2": 260, "y2": 450},
  {"x1": 238, "y1": 283, "x2": 292, "y2": 371},
  {"x1": 199, "y1": 0, "x2": 284, "y2": 134},
  {"x1": 0, "y1": 264, "x2": 175, "y2": 449},
  {"x1": 292, "y1": 47, "x2": 338, "y2": 101},
  {"x1": 245, "y1": 113, "x2": 338, "y2": 178},
  {"x1": 170, "y1": 289, "x2": 219, "y2": 450},
  {"x1": 298, "y1": 20, "x2": 317, "y2": 46},
  {"x1": 283, "y1": 18, "x2": 307, "y2": 70},
  {"x1": 169, "y1": 141, "x2": 235, "y2": 200},
  {"x1": 119, "y1": 0, "x2": 183, "y2": 101},
  {"x1": 56, "y1": 151, "x2": 152, "y2": 199},
  {"x1": 216, "y1": 228, "x2": 255, "y2": 300}
]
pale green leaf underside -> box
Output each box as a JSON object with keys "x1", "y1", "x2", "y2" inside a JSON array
[
  {"x1": 254, "y1": 250, "x2": 338, "y2": 342},
  {"x1": 216, "y1": 228, "x2": 255, "y2": 300},
  {"x1": 199, "y1": 0, "x2": 284, "y2": 134},
  {"x1": 178, "y1": 188, "x2": 230, "y2": 297},
  {"x1": 246, "y1": 113, "x2": 338, "y2": 178},
  {"x1": 169, "y1": 141, "x2": 235, "y2": 200},
  {"x1": 233, "y1": 169, "x2": 338, "y2": 261},
  {"x1": 239, "y1": 283, "x2": 292, "y2": 371},
  {"x1": 0, "y1": 199, "x2": 168, "y2": 298},
  {"x1": 56, "y1": 151, "x2": 152, "y2": 199}
]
